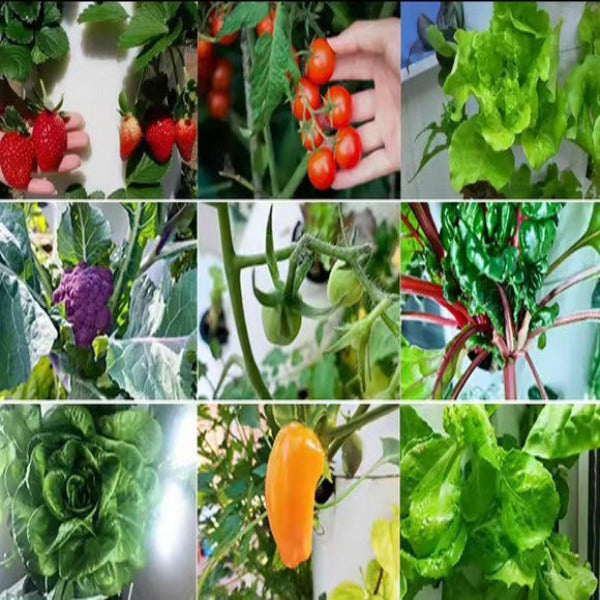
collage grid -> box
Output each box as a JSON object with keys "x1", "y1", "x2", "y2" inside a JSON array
[{"x1": 0, "y1": 2, "x2": 401, "y2": 600}]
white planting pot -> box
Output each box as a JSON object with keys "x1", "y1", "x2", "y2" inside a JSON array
[{"x1": 312, "y1": 405, "x2": 399, "y2": 599}]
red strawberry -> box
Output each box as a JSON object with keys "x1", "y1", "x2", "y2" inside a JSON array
[
  {"x1": 0, "y1": 132, "x2": 34, "y2": 190},
  {"x1": 32, "y1": 110, "x2": 67, "y2": 171},
  {"x1": 175, "y1": 118, "x2": 197, "y2": 162},
  {"x1": 120, "y1": 115, "x2": 142, "y2": 160},
  {"x1": 144, "y1": 109, "x2": 176, "y2": 164}
]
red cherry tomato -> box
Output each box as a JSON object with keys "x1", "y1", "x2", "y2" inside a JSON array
[
  {"x1": 308, "y1": 147, "x2": 336, "y2": 191},
  {"x1": 306, "y1": 38, "x2": 335, "y2": 85},
  {"x1": 292, "y1": 77, "x2": 321, "y2": 121},
  {"x1": 208, "y1": 90, "x2": 231, "y2": 120},
  {"x1": 256, "y1": 8, "x2": 276, "y2": 36},
  {"x1": 211, "y1": 57, "x2": 233, "y2": 92},
  {"x1": 300, "y1": 121, "x2": 324, "y2": 151},
  {"x1": 324, "y1": 85, "x2": 352, "y2": 129},
  {"x1": 210, "y1": 9, "x2": 239, "y2": 46},
  {"x1": 334, "y1": 127, "x2": 362, "y2": 169},
  {"x1": 197, "y1": 39, "x2": 213, "y2": 61}
]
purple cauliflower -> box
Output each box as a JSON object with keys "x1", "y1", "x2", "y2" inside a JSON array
[{"x1": 52, "y1": 263, "x2": 114, "y2": 348}]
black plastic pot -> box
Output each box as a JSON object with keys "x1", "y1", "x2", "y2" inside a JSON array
[{"x1": 200, "y1": 308, "x2": 229, "y2": 346}]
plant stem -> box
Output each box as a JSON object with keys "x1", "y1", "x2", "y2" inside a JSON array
[
  {"x1": 212, "y1": 354, "x2": 245, "y2": 399},
  {"x1": 547, "y1": 239, "x2": 585, "y2": 275},
  {"x1": 280, "y1": 153, "x2": 310, "y2": 198},
  {"x1": 327, "y1": 405, "x2": 398, "y2": 443},
  {"x1": 216, "y1": 205, "x2": 271, "y2": 399},
  {"x1": 139, "y1": 239, "x2": 197, "y2": 274},
  {"x1": 503, "y1": 360, "x2": 517, "y2": 401},
  {"x1": 401, "y1": 213, "x2": 425, "y2": 249},
  {"x1": 408, "y1": 203, "x2": 445, "y2": 260},
  {"x1": 236, "y1": 245, "x2": 296, "y2": 269},
  {"x1": 451, "y1": 351, "x2": 489, "y2": 400},
  {"x1": 401, "y1": 311, "x2": 458, "y2": 328},
  {"x1": 327, "y1": 404, "x2": 370, "y2": 460},
  {"x1": 263, "y1": 120, "x2": 280, "y2": 196},
  {"x1": 240, "y1": 29, "x2": 262, "y2": 197},
  {"x1": 497, "y1": 284, "x2": 515, "y2": 352},
  {"x1": 539, "y1": 265, "x2": 600, "y2": 307},
  {"x1": 527, "y1": 310, "x2": 600, "y2": 346},
  {"x1": 524, "y1": 352, "x2": 548, "y2": 400},
  {"x1": 433, "y1": 324, "x2": 486, "y2": 399},
  {"x1": 218, "y1": 171, "x2": 262, "y2": 196}
]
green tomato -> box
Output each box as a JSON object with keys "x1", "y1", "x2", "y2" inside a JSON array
[
  {"x1": 327, "y1": 261, "x2": 363, "y2": 307},
  {"x1": 261, "y1": 305, "x2": 302, "y2": 346}
]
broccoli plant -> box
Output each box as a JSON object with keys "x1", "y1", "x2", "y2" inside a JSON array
[
  {"x1": 401, "y1": 202, "x2": 600, "y2": 400},
  {"x1": 0, "y1": 202, "x2": 197, "y2": 400}
]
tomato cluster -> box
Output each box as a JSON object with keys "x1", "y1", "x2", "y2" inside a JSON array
[
  {"x1": 198, "y1": 6, "x2": 237, "y2": 120},
  {"x1": 291, "y1": 38, "x2": 363, "y2": 191}
]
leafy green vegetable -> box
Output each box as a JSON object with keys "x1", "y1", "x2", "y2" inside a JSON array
[
  {"x1": 0, "y1": 405, "x2": 162, "y2": 598},
  {"x1": 401, "y1": 406, "x2": 599, "y2": 599}
]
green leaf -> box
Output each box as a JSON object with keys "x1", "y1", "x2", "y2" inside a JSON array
[
  {"x1": 5, "y1": 19, "x2": 34, "y2": 44},
  {"x1": 78, "y1": 2, "x2": 128, "y2": 24},
  {"x1": 156, "y1": 268, "x2": 197, "y2": 337},
  {"x1": 448, "y1": 118, "x2": 514, "y2": 192},
  {"x1": 524, "y1": 404, "x2": 600, "y2": 459},
  {"x1": 0, "y1": 357, "x2": 64, "y2": 400},
  {"x1": 57, "y1": 203, "x2": 113, "y2": 268},
  {"x1": 329, "y1": 583, "x2": 364, "y2": 600},
  {"x1": 35, "y1": 26, "x2": 69, "y2": 60},
  {"x1": 106, "y1": 339, "x2": 188, "y2": 399},
  {"x1": 0, "y1": 41, "x2": 32, "y2": 80},
  {"x1": 8, "y1": 2, "x2": 41, "y2": 23},
  {"x1": 249, "y1": 3, "x2": 298, "y2": 131},
  {"x1": 134, "y1": 20, "x2": 182, "y2": 71},
  {"x1": 126, "y1": 149, "x2": 172, "y2": 185},
  {"x1": 371, "y1": 513, "x2": 400, "y2": 581},
  {"x1": 217, "y1": 2, "x2": 269, "y2": 37},
  {"x1": 0, "y1": 264, "x2": 57, "y2": 392},
  {"x1": 118, "y1": 11, "x2": 169, "y2": 49}
]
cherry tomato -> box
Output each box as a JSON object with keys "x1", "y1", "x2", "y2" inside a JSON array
[
  {"x1": 211, "y1": 57, "x2": 233, "y2": 92},
  {"x1": 300, "y1": 120, "x2": 324, "y2": 151},
  {"x1": 208, "y1": 90, "x2": 230, "y2": 120},
  {"x1": 197, "y1": 39, "x2": 213, "y2": 61},
  {"x1": 292, "y1": 77, "x2": 321, "y2": 121},
  {"x1": 256, "y1": 8, "x2": 276, "y2": 36},
  {"x1": 198, "y1": 56, "x2": 214, "y2": 95},
  {"x1": 306, "y1": 38, "x2": 335, "y2": 85},
  {"x1": 210, "y1": 9, "x2": 239, "y2": 46},
  {"x1": 324, "y1": 85, "x2": 352, "y2": 129},
  {"x1": 334, "y1": 127, "x2": 362, "y2": 169},
  {"x1": 307, "y1": 147, "x2": 336, "y2": 191}
]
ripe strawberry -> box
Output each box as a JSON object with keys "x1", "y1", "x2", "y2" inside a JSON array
[
  {"x1": 32, "y1": 110, "x2": 67, "y2": 171},
  {"x1": 144, "y1": 109, "x2": 176, "y2": 164},
  {"x1": 120, "y1": 115, "x2": 142, "y2": 160},
  {"x1": 175, "y1": 118, "x2": 197, "y2": 162},
  {"x1": 0, "y1": 132, "x2": 34, "y2": 190}
]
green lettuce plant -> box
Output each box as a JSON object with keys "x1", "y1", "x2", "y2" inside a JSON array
[
  {"x1": 0, "y1": 405, "x2": 162, "y2": 599},
  {"x1": 401, "y1": 404, "x2": 600, "y2": 600},
  {"x1": 401, "y1": 202, "x2": 600, "y2": 400}
]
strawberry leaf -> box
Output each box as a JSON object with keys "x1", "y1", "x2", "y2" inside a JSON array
[
  {"x1": 118, "y1": 12, "x2": 169, "y2": 49},
  {"x1": 77, "y1": 2, "x2": 128, "y2": 24},
  {"x1": 0, "y1": 42, "x2": 32, "y2": 81},
  {"x1": 35, "y1": 26, "x2": 69, "y2": 60},
  {"x1": 126, "y1": 149, "x2": 172, "y2": 185}
]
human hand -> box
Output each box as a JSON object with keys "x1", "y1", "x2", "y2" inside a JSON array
[{"x1": 327, "y1": 18, "x2": 400, "y2": 190}]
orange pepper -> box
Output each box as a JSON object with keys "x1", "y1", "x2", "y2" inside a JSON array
[{"x1": 265, "y1": 422, "x2": 326, "y2": 569}]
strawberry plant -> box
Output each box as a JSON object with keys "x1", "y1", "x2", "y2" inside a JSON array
[
  {"x1": 408, "y1": 2, "x2": 600, "y2": 199},
  {"x1": 0, "y1": 202, "x2": 198, "y2": 400},
  {"x1": 199, "y1": 203, "x2": 400, "y2": 400},
  {"x1": 196, "y1": 2, "x2": 400, "y2": 200},
  {"x1": 401, "y1": 202, "x2": 600, "y2": 400}
]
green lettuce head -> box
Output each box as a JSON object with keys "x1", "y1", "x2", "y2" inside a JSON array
[
  {"x1": 0, "y1": 406, "x2": 162, "y2": 598},
  {"x1": 444, "y1": 2, "x2": 566, "y2": 192}
]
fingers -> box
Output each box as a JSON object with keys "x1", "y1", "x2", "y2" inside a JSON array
[
  {"x1": 356, "y1": 121, "x2": 383, "y2": 155},
  {"x1": 331, "y1": 149, "x2": 395, "y2": 190},
  {"x1": 34, "y1": 153, "x2": 81, "y2": 175},
  {"x1": 328, "y1": 18, "x2": 401, "y2": 75},
  {"x1": 67, "y1": 130, "x2": 90, "y2": 153},
  {"x1": 27, "y1": 178, "x2": 57, "y2": 197},
  {"x1": 330, "y1": 53, "x2": 378, "y2": 82},
  {"x1": 350, "y1": 89, "x2": 376, "y2": 123},
  {"x1": 64, "y1": 112, "x2": 84, "y2": 131}
]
